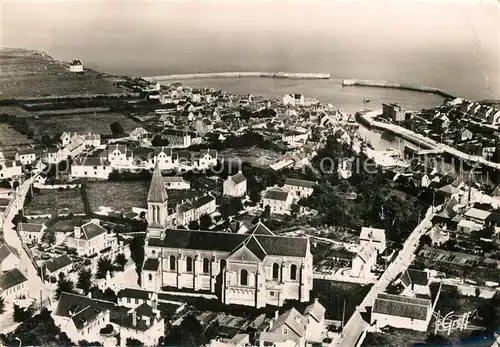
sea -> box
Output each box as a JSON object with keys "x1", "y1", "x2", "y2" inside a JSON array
[{"x1": 2, "y1": 1, "x2": 499, "y2": 151}]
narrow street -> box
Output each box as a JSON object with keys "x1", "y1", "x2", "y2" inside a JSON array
[{"x1": 337, "y1": 205, "x2": 436, "y2": 347}]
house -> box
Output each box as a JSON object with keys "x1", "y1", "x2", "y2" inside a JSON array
[
  {"x1": 359, "y1": 227, "x2": 386, "y2": 253},
  {"x1": 0, "y1": 268, "x2": 28, "y2": 302},
  {"x1": 457, "y1": 219, "x2": 482, "y2": 234},
  {"x1": 71, "y1": 157, "x2": 111, "y2": 180},
  {"x1": 15, "y1": 148, "x2": 36, "y2": 165},
  {"x1": 338, "y1": 158, "x2": 354, "y2": 179},
  {"x1": 464, "y1": 207, "x2": 491, "y2": 224},
  {"x1": 262, "y1": 188, "x2": 293, "y2": 214},
  {"x1": 107, "y1": 144, "x2": 133, "y2": 168},
  {"x1": 283, "y1": 178, "x2": 315, "y2": 200},
  {"x1": 0, "y1": 187, "x2": 14, "y2": 200},
  {"x1": 175, "y1": 194, "x2": 217, "y2": 226},
  {"x1": 163, "y1": 176, "x2": 190, "y2": 190},
  {"x1": 256, "y1": 300, "x2": 326, "y2": 347},
  {"x1": 223, "y1": 171, "x2": 247, "y2": 197},
  {"x1": 0, "y1": 159, "x2": 22, "y2": 179},
  {"x1": 485, "y1": 212, "x2": 500, "y2": 228},
  {"x1": 43, "y1": 255, "x2": 73, "y2": 279},
  {"x1": 162, "y1": 129, "x2": 202, "y2": 148},
  {"x1": 460, "y1": 128, "x2": 474, "y2": 141},
  {"x1": 117, "y1": 288, "x2": 160, "y2": 309},
  {"x1": 283, "y1": 94, "x2": 305, "y2": 107},
  {"x1": 0, "y1": 243, "x2": 20, "y2": 272},
  {"x1": 282, "y1": 131, "x2": 308, "y2": 144},
  {"x1": 18, "y1": 222, "x2": 46, "y2": 245},
  {"x1": 66, "y1": 220, "x2": 116, "y2": 257},
  {"x1": 382, "y1": 103, "x2": 406, "y2": 122},
  {"x1": 117, "y1": 303, "x2": 164, "y2": 347},
  {"x1": 196, "y1": 149, "x2": 218, "y2": 169},
  {"x1": 371, "y1": 293, "x2": 432, "y2": 331},
  {"x1": 52, "y1": 292, "x2": 114, "y2": 344},
  {"x1": 351, "y1": 243, "x2": 376, "y2": 279},
  {"x1": 69, "y1": 59, "x2": 84, "y2": 72},
  {"x1": 399, "y1": 269, "x2": 430, "y2": 296}
]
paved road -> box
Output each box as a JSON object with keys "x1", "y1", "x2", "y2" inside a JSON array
[
  {"x1": 337, "y1": 206, "x2": 436, "y2": 347},
  {"x1": 2, "y1": 178, "x2": 52, "y2": 307}
]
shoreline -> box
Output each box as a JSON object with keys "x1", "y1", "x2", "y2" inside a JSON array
[
  {"x1": 358, "y1": 109, "x2": 500, "y2": 171},
  {"x1": 143, "y1": 72, "x2": 330, "y2": 81},
  {"x1": 343, "y1": 79, "x2": 455, "y2": 99}
]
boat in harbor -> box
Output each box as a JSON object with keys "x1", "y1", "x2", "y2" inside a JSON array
[{"x1": 363, "y1": 97, "x2": 370, "y2": 103}]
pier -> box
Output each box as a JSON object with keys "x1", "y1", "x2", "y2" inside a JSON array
[
  {"x1": 143, "y1": 71, "x2": 330, "y2": 81},
  {"x1": 359, "y1": 110, "x2": 500, "y2": 171},
  {"x1": 343, "y1": 79, "x2": 455, "y2": 99}
]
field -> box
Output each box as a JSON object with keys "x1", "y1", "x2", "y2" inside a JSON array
[
  {"x1": 24, "y1": 188, "x2": 85, "y2": 215},
  {"x1": 29, "y1": 112, "x2": 139, "y2": 138},
  {"x1": 0, "y1": 123, "x2": 34, "y2": 148},
  {"x1": 86, "y1": 181, "x2": 150, "y2": 213},
  {"x1": 0, "y1": 48, "x2": 122, "y2": 99},
  {"x1": 86, "y1": 180, "x2": 205, "y2": 214}
]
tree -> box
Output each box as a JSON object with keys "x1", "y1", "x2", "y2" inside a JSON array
[
  {"x1": 114, "y1": 253, "x2": 127, "y2": 271},
  {"x1": 125, "y1": 338, "x2": 144, "y2": 347},
  {"x1": 130, "y1": 235, "x2": 145, "y2": 277},
  {"x1": 40, "y1": 134, "x2": 52, "y2": 147},
  {"x1": 0, "y1": 180, "x2": 11, "y2": 189},
  {"x1": 290, "y1": 203, "x2": 300, "y2": 219},
  {"x1": 262, "y1": 205, "x2": 271, "y2": 220},
  {"x1": 13, "y1": 304, "x2": 34, "y2": 322},
  {"x1": 78, "y1": 340, "x2": 103, "y2": 347},
  {"x1": 110, "y1": 121, "x2": 124, "y2": 136},
  {"x1": 188, "y1": 220, "x2": 200, "y2": 230},
  {"x1": 96, "y1": 257, "x2": 114, "y2": 279},
  {"x1": 55, "y1": 276, "x2": 74, "y2": 300},
  {"x1": 41, "y1": 229, "x2": 56, "y2": 245},
  {"x1": 219, "y1": 197, "x2": 244, "y2": 220},
  {"x1": 0, "y1": 297, "x2": 4, "y2": 314},
  {"x1": 249, "y1": 189, "x2": 261, "y2": 205},
  {"x1": 199, "y1": 214, "x2": 212, "y2": 230},
  {"x1": 77, "y1": 268, "x2": 92, "y2": 295}
]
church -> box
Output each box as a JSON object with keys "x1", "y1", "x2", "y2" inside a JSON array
[{"x1": 140, "y1": 163, "x2": 314, "y2": 308}]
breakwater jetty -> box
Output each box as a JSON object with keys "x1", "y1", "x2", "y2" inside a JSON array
[
  {"x1": 143, "y1": 72, "x2": 330, "y2": 81},
  {"x1": 343, "y1": 79, "x2": 455, "y2": 99},
  {"x1": 359, "y1": 109, "x2": 500, "y2": 171}
]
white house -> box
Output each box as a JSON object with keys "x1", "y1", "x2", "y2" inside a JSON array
[
  {"x1": 52, "y1": 292, "x2": 114, "y2": 344},
  {"x1": 371, "y1": 293, "x2": 432, "y2": 332},
  {"x1": 223, "y1": 171, "x2": 247, "y2": 197},
  {"x1": 69, "y1": 59, "x2": 84, "y2": 72},
  {"x1": 118, "y1": 303, "x2": 165, "y2": 347},
  {"x1": 0, "y1": 159, "x2": 22, "y2": 179},
  {"x1": 175, "y1": 194, "x2": 217, "y2": 226},
  {"x1": 0, "y1": 268, "x2": 28, "y2": 302},
  {"x1": 71, "y1": 157, "x2": 112, "y2": 180},
  {"x1": 43, "y1": 254, "x2": 73, "y2": 279},
  {"x1": 303, "y1": 299, "x2": 326, "y2": 343},
  {"x1": 282, "y1": 131, "x2": 308, "y2": 144},
  {"x1": 283, "y1": 178, "x2": 315, "y2": 200},
  {"x1": 15, "y1": 148, "x2": 36, "y2": 166},
  {"x1": 263, "y1": 188, "x2": 293, "y2": 214},
  {"x1": 351, "y1": 243, "x2": 376, "y2": 279},
  {"x1": 359, "y1": 227, "x2": 386, "y2": 254},
  {"x1": 107, "y1": 144, "x2": 134, "y2": 168},
  {"x1": 163, "y1": 176, "x2": 190, "y2": 190},
  {"x1": 18, "y1": 222, "x2": 46, "y2": 245},
  {"x1": 0, "y1": 243, "x2": 20, "y2": 272},
  {"x1": 283, "y1": 93, "x2": 305, "y2": 107},
  {"x1": 66, "y1": 220, "x2": 117, "y2": 257}
]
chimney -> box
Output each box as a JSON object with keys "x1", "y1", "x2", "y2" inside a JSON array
[
  {"x1": 132, "y1": 311, "x2": 137, "y2": 327},
  {"x1": 74, "y1": 226, "x2": 81, "y2": 239}
]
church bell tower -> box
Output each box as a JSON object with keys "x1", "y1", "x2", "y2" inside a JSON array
[{"x1": 147, "y1": 161, "x2": 169, "y2": 238}]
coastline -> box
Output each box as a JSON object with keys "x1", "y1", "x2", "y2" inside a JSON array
[
  {"x1": 343, "y1": 79, "x2": 456, "y2": 99},
  {"x1": 143, "y1": 72, "x2": 330, "y2": 81}
]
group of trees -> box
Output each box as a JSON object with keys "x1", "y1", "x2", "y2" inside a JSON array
[
  {"x1": 0, "y1": 113, "x2": 34, "y2": 138},
  {"x1": 188, "y1": 213, "x2": 212, "y2": 230},
  {"x1": 219, "y1": 197, "x2": 244, "y2": 220},
  {"x1": 162, "y1": 314, "x2": 217, "y2": 346},
  {"x1": 13, "y1": 304, "x2": 35, "y2": 323}
]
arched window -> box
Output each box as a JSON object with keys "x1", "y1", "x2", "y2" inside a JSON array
[
  {"x1": 290, "y1": 264, "x2": 297, "y2": 281},
  {"x1": 203, "y1": 258, "x2": 210, "y2": 274},
  {"x1": 169, "y1": 255, "x2": 176, "y2": 271},
  {"x1": 240, "y1": 269, "x2": 248, "y2": 286},
  {"x1": 148, "y1": 274, "x2": 153, "y2": 281},
  {"x1": 186, "y1": 257, "x2": 193, "y2": 272},
  {"x1": 272, "y1": 263, "x2": 280, "y2": 280}
]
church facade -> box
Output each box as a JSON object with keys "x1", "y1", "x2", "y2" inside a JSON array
[{"x1": 140, "y1": 163, "x2": 314, "y2": 308}]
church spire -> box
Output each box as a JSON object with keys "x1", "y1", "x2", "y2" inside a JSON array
[{"x1": 148, "y1": 161, "x2": 168, "y2": 203}]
